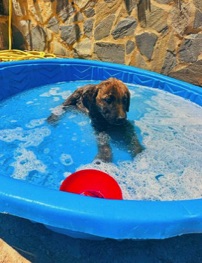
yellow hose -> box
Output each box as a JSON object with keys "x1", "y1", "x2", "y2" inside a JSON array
[
  {"x1": 0, "y1": 49, "x2": 56, "y2": 61},
  {"x1": 0, "y1": 0, "x2": 56, "y2": 62}
]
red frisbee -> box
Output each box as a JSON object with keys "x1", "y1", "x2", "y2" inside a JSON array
[{"x1": 60, "y1": 169, "x2": 123, "y2": 200}]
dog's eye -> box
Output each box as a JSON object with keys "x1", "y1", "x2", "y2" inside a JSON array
[
  {"x1": 103, "y1": 96, "x2": 114, "y2": 104},
  {"x1": 122, "y1": 96, "x2": 128, "y2": 104}
]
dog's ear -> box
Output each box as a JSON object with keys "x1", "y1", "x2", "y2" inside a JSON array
[
  {"x1": 82, "y1": 85, "x2": 99, "y2": 110},
  {"x1": 126, "y1": 91, "x2": 130, "y2": 112}
]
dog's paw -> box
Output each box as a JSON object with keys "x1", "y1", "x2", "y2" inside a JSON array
[
  {"x1": 95, "y1": 146, "x2": 112, "y2": 163},
  {"x1": 94, "y1": 159, "x2": 102, "y2": 165},
  {"x1": 46, "y1": 113, "x2": 60, "y2": 124},
  {"x1": 131, "y1": 144, "x2": 144, "y2": 157},
  {"x1": 136, "y1": 144, "x2": 144, "y2": 155}
]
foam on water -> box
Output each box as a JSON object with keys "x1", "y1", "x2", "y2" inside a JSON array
[
  {"x1": 80, "y1": 88, "x2": 202, "y2": 200},
  {"x1": 11, "y1": 147, "x2": 47, "y2": 179},
  {"x1": 0, "y1": 81, "x2": 202, "y2": 200}
]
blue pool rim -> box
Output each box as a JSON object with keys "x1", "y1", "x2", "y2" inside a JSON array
[{"x1": 0, "y1": 58, "x2": 202, "y2": 240}]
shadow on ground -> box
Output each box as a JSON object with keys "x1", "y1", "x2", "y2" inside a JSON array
[{"x1": 0, "y1": 213, "x2": 202, "y2": 263}]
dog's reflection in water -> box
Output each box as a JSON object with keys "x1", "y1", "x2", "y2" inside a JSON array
[{"x1": 47, "y1": 78, "x2": 143, "y2": 162}]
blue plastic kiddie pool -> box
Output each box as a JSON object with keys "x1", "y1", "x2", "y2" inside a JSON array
[{"x1": 0, "y1": 59, "x2": 202, "y2": 240}]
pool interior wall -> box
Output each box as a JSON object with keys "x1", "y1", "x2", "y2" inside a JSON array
[{"x1": 0, "y1": 58, "x2": 202, "y2": 240}]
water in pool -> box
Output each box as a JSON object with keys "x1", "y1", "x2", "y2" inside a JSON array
[{"x1": 0, "y1": 80, "x2": 202, "y2": 200}]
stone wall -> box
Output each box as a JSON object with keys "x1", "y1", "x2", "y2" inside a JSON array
[{"x1": 8, "y1": 0, "x2": 202, "y2": 85}]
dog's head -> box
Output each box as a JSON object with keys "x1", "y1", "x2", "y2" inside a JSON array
[{"x1": 94, "y1": 78, "x2": 130, "y2": 125}]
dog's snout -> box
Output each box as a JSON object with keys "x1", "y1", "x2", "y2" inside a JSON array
[{"x1": 116, "y1": 116, "x2": 126, "y2": 125}]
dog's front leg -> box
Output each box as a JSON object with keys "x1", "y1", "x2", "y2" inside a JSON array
[
  {"x1": 128, "y1": 133, "x2": 144, "y2": 158},
  {"x1": 95, "y1": 132, "x2": 112, "y2": 163},
  {"x1": 121, "y1": 122, "x2": 144, "y2": 158},
  {"x1": 47, "y1": 88, "x2": 84, "y2": 124},
  {"x1": 47, "y1": 105, "x2": 65, "y2": 123}
]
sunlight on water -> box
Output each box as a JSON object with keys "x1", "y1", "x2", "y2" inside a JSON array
[{"x1": 0, "y1": 80, "x2": 202, "y2": 200}]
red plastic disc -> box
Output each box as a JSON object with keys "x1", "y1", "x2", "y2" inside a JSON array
[{"x1": 60, "y1": 169, "x2": 123, "y2": 200}]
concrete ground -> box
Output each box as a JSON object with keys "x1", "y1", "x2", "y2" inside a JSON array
[{"x1": 0, "y1": 213, "x2": 202, "y2": 263}]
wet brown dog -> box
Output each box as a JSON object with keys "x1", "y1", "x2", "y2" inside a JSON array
[{"x1": 47, "y1": 78, "x2": 143, "y2": 162}]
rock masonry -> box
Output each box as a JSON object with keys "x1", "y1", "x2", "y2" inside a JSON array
[{"x1": 1, "y1": 0, "x2": 202, "y2": 85}]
